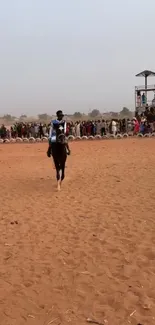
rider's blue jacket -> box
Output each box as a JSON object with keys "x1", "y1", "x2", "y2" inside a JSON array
[{"x1": 49, "y1": 119, "x2": 67, "y2": 142}]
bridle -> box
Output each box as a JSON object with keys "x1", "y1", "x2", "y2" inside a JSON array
[{"x1": 57, "y1": 133, "x2": 66, "y2": 144}]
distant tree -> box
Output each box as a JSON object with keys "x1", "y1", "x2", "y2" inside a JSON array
[
  {"x1": 73, "y1": 112, "x2": 82, "y2": 119},
  {"x1": 89, "y1": 109, "x2": 100, "y2": 118},
  {"x1": 20, "y1": 114, "x2": 27, "y2": 119},
  {"x1": 120, "y1": 107, "x2": 131, "y2": 116},
  {"x1": 110, "y1": 112, "x2": 119, "y2": 118},
  {"x1": 38, "y1": 113, "x2": 49, "y2": 120},
  {"x1": 3, "y1": 114, "x2": 15, "y2": 121}
]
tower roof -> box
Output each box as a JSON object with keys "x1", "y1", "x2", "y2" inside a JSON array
[{"x1": 136, "y1": 70, "x2": 155, "y2": 77}]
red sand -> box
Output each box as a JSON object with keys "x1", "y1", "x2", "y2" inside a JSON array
[{"x1": 0, "y1": 139, "x2": 155, "y2": 325}]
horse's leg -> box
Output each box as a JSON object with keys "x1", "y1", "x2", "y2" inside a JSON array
[
  {"x1": 52, "y1": 156, "x2": 61, "y2": 190},
  {"x1": 57, "y1": 177, "x2": 61, "y2": 191},
  {"x1": 61, "y1": 154, "x2": 67, "y2": 182},
  {"x1": 56, "y1": 164, "x2": 61, "y2": 191}
]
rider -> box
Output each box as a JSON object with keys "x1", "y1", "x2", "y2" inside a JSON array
[{"x1": 47, "y1": 110, "x2": 70, "y2": 157}]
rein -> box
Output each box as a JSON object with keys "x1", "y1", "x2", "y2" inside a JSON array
[{"x1": 57, "y1": 133, "x2": 66, "y2": 144}]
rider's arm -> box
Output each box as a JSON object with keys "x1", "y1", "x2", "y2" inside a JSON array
[
  {"x1": 64, "y1": 121, "x2": 67, "y2": 134},
  {"x1": 49, "y1": 122, "x2": 53, "y2": 138}
]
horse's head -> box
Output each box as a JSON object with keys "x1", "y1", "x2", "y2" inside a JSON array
[
  {"x1": 54, "y1": 121, "x2": 66, "y2": 144},
  {"x1": 57, "y1": 132, "x2": 66, "y2": 144}
]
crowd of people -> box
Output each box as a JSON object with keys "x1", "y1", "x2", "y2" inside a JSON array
[
  {"x1": 0, "y1": 122, "x2": 47, "y2": 140},
  {"x1": 0, "y1": 107, "x2": 155, "y2": 140}
]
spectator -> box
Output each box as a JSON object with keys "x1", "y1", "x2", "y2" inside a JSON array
[
  {"x1": 34, "y1": 123, "x2": 39, "y2": 138},
  {"x1": 75, "y1": 122, "x2": 80, "y2": 137},
  {"x1": 100, "y1": 119, "x2": 106, "y2": 136},
  {"x1": 38, "y1": 123, "x2": 44, "y2": 138},
  {"x1": 0, "y1": 125, "x2": 7, "y2": 139},
  {"x1": 96, "y1": 120, "x2": 101, "y2": 135},
  {"x1": 133, "y1": 118, "x2": 140, "y2": 135},
  {"x1": 112, "y1": 120, "x2": 117, "y2": 136}
]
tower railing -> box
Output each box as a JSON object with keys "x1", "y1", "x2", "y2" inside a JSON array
[{"x1": 135, "y1": 85, "x2": 155, "y2": 91}]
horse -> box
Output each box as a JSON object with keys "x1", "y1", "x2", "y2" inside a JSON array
[{"x1": 51, "y1": 132, "x2": 67, "y2": 191}]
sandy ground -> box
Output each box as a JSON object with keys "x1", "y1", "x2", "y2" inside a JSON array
[{"x1": 0, "y1": 139, "x2": 155, "y2": 325}]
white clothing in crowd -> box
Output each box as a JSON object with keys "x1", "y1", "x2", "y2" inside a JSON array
[{"x1": 112, "y1": 120, "x2": 117, "y2": 135}]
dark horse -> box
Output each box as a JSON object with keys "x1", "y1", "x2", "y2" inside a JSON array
[{"x1": 51, "y1": 133, "x2": 67, "y2": 191}]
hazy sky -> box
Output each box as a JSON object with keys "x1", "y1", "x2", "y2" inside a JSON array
[{"x1": 0, "y1": 0, "x2": 155, "y2": 116}]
